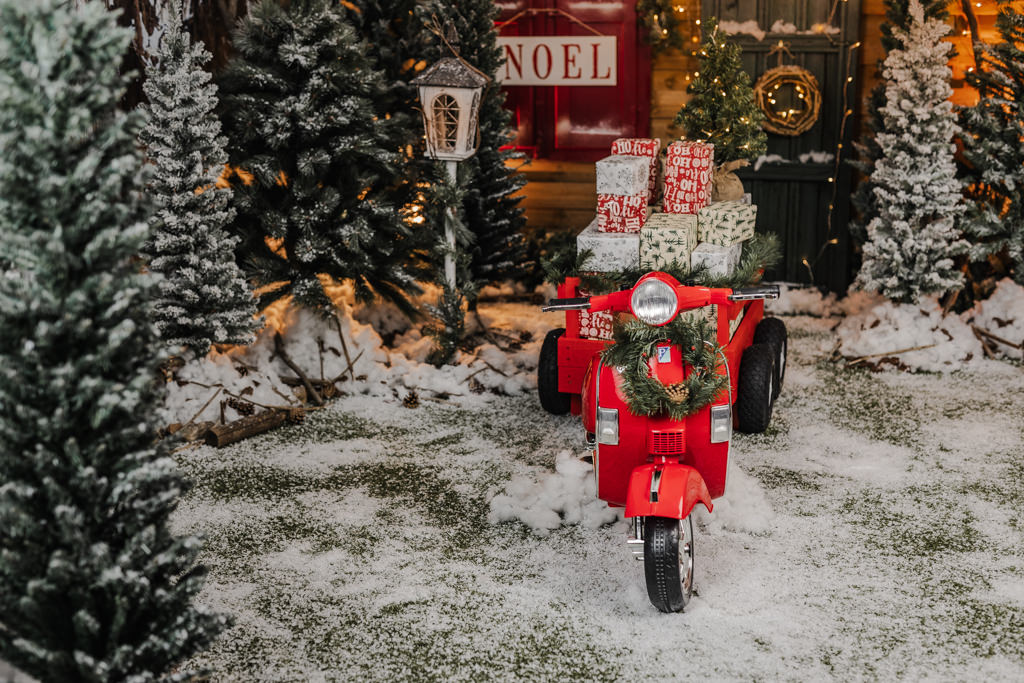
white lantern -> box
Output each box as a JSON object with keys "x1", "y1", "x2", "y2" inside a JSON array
[{"x1": 413, "y1": 57, "x2": 489, "y2": 162}]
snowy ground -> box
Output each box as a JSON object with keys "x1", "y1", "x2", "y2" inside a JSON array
[{"x1": 164, "y1": 298, "x2": 1024, "y2": 681}]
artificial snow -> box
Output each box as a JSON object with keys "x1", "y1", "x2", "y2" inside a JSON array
[
  {"x1": 162, "y1": 283, "x2": 561, "y2": 426},
  {"x1": 836, "y1": 295, "x2": 983, "y2": 372},
  {"x1": 753, "y1": 154, "x2": 788, "y2": 171},
  {"x1": 718, "y1": 19, "x2": 766, "y2": 41},
  {"x1": 488, "y1": 450, "x2": 620, "y2": 536},
  {"x1": 967, "y1": 278, "x2": 1024, "y2": 360},
  {"x1": 797, "y1": 150, "x2": 835, "y2": 164}
]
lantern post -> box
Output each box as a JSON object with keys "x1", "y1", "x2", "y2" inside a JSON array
[{"x1": 413, "y1": 55, "x2": 489, "y2": 288}]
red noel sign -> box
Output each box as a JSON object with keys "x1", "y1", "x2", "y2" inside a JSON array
[
  {"x1": 597, "y1": 192, "x2": 649, "y2": 233},
  {"x1": 611, "y1": 137, "x2": 661, "y2": 198}
]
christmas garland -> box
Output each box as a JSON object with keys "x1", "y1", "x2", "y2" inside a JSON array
[
  {"x1": 542, "y1": 232, "x2": 782, "y2": 294},
  {"x1": 636, "y1": 0, "x2": 686, "y2": 56},
  {"x1": 601, "y1": 317, "x2": 728, "y2": 421}
]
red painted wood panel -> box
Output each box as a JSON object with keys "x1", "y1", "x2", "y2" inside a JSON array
[{"x1": 497, "y1": 0, "x2": 651, "y2": 161}]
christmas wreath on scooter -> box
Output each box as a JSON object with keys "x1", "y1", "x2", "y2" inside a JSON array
[{"x1": 601, "y1": 317, "x2": 728, "y2": 421}]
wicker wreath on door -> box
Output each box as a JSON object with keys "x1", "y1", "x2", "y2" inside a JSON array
[{"x1": 753, "y1": 65, "x2": 821, "y2": 136}]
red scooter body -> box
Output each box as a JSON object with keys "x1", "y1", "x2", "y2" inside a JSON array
[{"x1": 540, "y1": 273, "x2": 782, "y2": 612}]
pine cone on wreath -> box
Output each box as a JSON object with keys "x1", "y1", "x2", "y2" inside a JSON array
[{"x1": 665, "y1": 383, "x2": 690, "y2": 404}]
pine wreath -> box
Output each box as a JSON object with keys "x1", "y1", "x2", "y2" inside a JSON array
[{"x1": 601, "y1": 317, "x2": 729, "y2": 421}]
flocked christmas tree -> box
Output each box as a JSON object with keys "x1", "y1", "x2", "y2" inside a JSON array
[
  {"x1": 850, "y1": 0, "x2": 950, "y2": 245},
  {"x1": 960, "y1": 4, "x2": 1024, "y2": 284},
  {"x1": 218, "y1": 0, "x2": 429, "y2": 313},
  {"x1": 674, "y1": 18, "x2": 766, "y2": 164},
  {"x1": 0, "y1": 0, "x2": 225, "y2": 679},
  {"x1": 434, "y1": 1, "x2": 528, "y2": 304},
  {"x1": 142, "y1": 0, "x2": 258, "y2": 356},
  {"x1": 856, "y1": 0, "x2": 966, "y2": 303}
]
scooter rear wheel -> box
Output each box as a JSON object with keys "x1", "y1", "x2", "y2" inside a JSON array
[
  {"x1": 538, "y1": 328, "x2": 571, "y2": 415},
  {"x1": 643, "y1": 515, "x2": 695, "y2": 613}
]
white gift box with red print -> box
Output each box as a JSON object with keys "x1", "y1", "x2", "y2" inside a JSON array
[
  {"x1": 578, "y1": 284, "x2": 615, "y2": 340},
  {"x1": 611, "y1": 137, "x2": 661, "y2": 199},
  {"x1": 596, "y1": 154, "x2": 650, "y2": 196},
  {"x1": 663, "y1": 141, "x2": 714, "y2": 215},
  {"x1": 597, "y1": 192, "x2": 649, "y2": 233}
]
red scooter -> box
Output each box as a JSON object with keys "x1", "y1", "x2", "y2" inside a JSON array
[{"x1": 538, "y1": 272, "x2": 785, "y2": 612}]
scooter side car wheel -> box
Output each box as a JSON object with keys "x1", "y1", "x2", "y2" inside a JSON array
[
  {"x1": 538, "y1": 328, "x2": 571, "y2": 415},
  {"x1": 643, "y1": 515, "x2": 695, "y2": 613},
  {"x1": 753, "y1": 317, "x2": 787, "y2": 401},
  {"x1": 736, "y1": 343, "x2": 776, "y2": 433}
]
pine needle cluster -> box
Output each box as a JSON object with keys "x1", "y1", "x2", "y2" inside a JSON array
[{"x1": 674, "y1": 18, "x2": 766, "y2": 164}]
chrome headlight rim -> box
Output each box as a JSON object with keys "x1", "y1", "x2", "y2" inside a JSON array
[{"x1": 629, "y1": 277, "x2": 679, "y2": 326}]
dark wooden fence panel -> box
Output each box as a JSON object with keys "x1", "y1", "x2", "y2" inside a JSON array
[{"x1": 702, "y1": 0, "x2": 861, "y2": 292}]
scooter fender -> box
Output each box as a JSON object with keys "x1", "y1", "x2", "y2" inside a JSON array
[{"x1": 624, "y1": 463, "x2": 713, "y2": 520}]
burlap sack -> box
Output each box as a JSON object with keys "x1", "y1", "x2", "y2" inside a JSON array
[{"x1": 711, "y1": 159, "x2": 748, "y2": 202}]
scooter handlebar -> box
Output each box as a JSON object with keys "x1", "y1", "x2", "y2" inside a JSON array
[
  {"x1": 728, "y1": 285, "x2": 780, "y2": 301},
  {"x1": 541, "y1": 297, "x2": 591, "y2": 312}
]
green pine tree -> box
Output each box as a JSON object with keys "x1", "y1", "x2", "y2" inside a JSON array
[
  {"x1": 0, "y1": 1, "x2": 225, "y2": 679},
  {"x1": 850, "y1": 0, "x2": 950, "y2": 245},
  {"x1": 961, "y1": 3, "x2": 1024, "y2": 284},
  {"x1": 218, "y1": 0, "x2": 430, "y2": 313},
  {"x1": 434, "y1": 0, "x2": 529, "y2": 304},
  {"x1": 142, "y1": 0, "x2": 259, "y2": 355},
  {"x1": 673, "y1": 18, "x2": 766, "y2": 164}
]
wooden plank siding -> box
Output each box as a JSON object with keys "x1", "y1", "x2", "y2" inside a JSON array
[{"x1": 857, "y1": 0, "x2": 1024, "y2": 117}]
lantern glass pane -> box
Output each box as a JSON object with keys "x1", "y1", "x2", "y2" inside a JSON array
[{"x1": 432, "y1": 94, "x2": 459, "y2": 152}]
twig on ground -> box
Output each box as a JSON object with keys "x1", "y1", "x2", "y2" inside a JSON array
[
  {"x1": 330, "y1": 350, "x2": 364, "y2": 383},
  {"x1": 972, "y1": 327, "x2": 997, "y2": 359},
  {"x1": 846, "y1": 343, "x2": 937, "y2": 366},
  {"x1": 183, "y1": 387, "x2": 223, "y2": 428},
  {"x1": 972, "y1": 324, "x2": 1022, "y2": 350},
  {"x1": 274, "y1": 332, "x2": 323, "y2": 406},
  {"x1": 334, "y1": 316, "x2": 356, "y2": 382}
]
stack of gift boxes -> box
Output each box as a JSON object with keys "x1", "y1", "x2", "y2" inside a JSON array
[{"x1": 576, "y1": 138, "x2": 758, "y2": 339}]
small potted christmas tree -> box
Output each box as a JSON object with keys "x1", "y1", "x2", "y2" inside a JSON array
[{"x1": 674, "y1": 18, "x2": 766, "y2": 201}]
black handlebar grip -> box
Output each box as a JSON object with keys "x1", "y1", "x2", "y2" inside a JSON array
[
  {"x1": 541, "y1": 297, "x2": 591, "y2": 312},
  {"x1": 728, "y1": 285, "x2": 780, "y2": 301}
]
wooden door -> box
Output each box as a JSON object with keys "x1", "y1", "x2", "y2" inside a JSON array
[
  {"x1": 497, "y1": 0, "x2": 651, "y2": 162},
  {"x1": 702, "y1": 0, "x2": 861, "y2": 292}
]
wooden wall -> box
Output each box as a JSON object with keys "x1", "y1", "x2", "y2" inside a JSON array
[{"x1": 857, "y1": 0, "x2": 1024, "y2": 118}]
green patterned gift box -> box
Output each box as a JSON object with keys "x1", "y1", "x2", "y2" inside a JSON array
[
  {"x1": 639, "y1": 212, "x2": 698, "y2": 270},
  {"x1": 697, "y1": 201, "x2": 757, "y2": 246}
]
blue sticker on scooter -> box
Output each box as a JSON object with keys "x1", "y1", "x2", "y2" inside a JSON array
[{"x1": 657, "y1": 346, "x2": 671, "y2": 363}]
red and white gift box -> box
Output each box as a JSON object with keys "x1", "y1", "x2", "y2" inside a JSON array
[
  {"x1": 597, "y1": 193, "x2": 649, "y2": 233},
  {"x1": 663, "y1": 141, "x2": 714, "y2": 215},
  {"x1": 611, "y1": 137, "x2": 661, "y2": 199},
  {"x1": 578, "y1": 285, "x2": 615, "y2": 340}
]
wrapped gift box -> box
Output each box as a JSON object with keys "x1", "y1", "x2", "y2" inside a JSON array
[
  {"x1": 597, "y1": 193, "x2": 649, "y2": 233},
  {"x1": 697, "y1": 201, "x2": 757, "y2": 246},
  {"x1": 663, "y1": 141, "x2": 714, "y2": 214},
  {"x1": 596, "y1": 155, "x2": 650, "y2": 197},
  {"x1": 611, "y1": 137, "x2": 661, "y2": 199},
  {"x1": 690, "y1": 241, "x2": 743, "y2": 277},
  {"x1": 639, "y1": 213, "x2": 698, "y2": 270},
  {"x1": 577, "y1": 218, "x2": 640, "y2": 271},
  {"x1": 578, "y1": 308, "x2": 615, "y2": 340}
]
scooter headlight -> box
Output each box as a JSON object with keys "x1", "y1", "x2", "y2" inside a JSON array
[{"x1": 630, "y1": 278, "x2": 678, "y2": 326}]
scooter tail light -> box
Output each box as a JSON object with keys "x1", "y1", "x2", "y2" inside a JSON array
[
  {"x1": 597, "y1": 407, "x2": 619, "y2": 445},
  {"x1": 710, "y1": 404, "x2": 732, "y2": 444}
]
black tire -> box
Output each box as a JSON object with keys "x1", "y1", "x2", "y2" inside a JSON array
[
  {"x1": 736, "y1": 343, "x2": 775, "y2": 433},
  {"x1": 644, "y1": 515, "x2": 695, "y2": 613},
  {"x1": 538, "y1": 328, "x2": 571, "y2": 415},
  {"x1": 754, "y1": 317, "x2": 787, "y2": 400}
]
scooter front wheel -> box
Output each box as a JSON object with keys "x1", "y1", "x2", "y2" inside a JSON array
[{"x1": 643, "y1": 515, "x2": 695, "y2": 613}]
